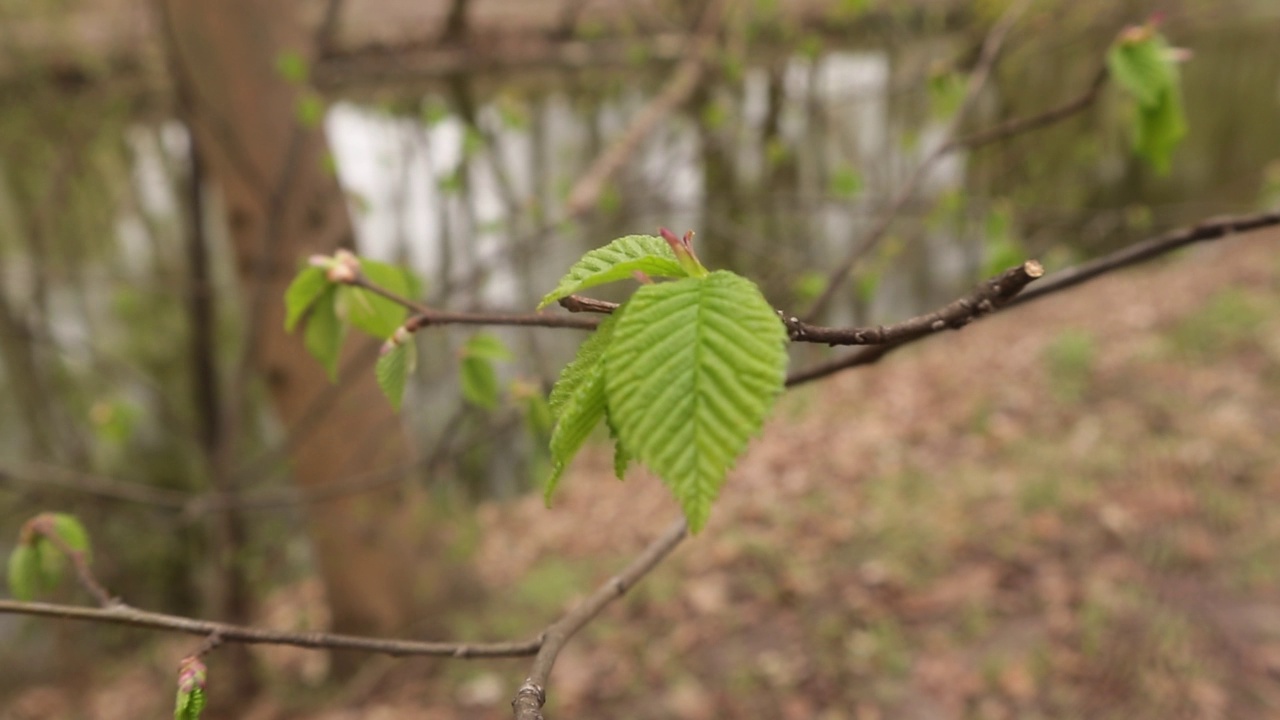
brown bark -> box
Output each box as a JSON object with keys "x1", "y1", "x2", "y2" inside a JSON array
[{"x1": 161, "y1": 0, "x2": 420, "y2": 673}]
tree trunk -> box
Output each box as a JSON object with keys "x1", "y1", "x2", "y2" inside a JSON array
[{"x1": 161, "y1": 0, "x2": 421, "y2": 676}]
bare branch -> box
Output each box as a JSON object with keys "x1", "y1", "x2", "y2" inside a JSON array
[
  {"x1": 1005, "y1": 211, "x2": 1280, "y2": 308},
  {"x1": 785, "y1": 210, "x2": 1280, "y2": 387},
  {"x1": 25, "y1": 515, "x2": 113, "y2": 608},
  {"x1": 803, "y1": 0, "x2": 1033, "y2": 321},
  {"x1": 557, "y1": 263, "x2": 1045, "y2": 348},
  {"x1": 513, "y1": 517, "x2": 689, "y2": 720},
  {"x1": 562, "y1": 0, "x2": 728, "y2": 218},
  {"x1": 0, "y1": 599, "x2": 540, "y2": 658},
  {"x1": 558, "y1": 294, "x2": 619, "y2": 314},
  {"x1": 347, "y1": 275, "x2": 599, "y2": 332},
  {"x1": 945, "y1": 64, "x2": 1109, "y2": 152},
  {"x1": 783, "y1": 261, "x2": 1043, "y2": 345},
  {"x1": 316, "y1": 0, "x2": 344, "y2": 54}
]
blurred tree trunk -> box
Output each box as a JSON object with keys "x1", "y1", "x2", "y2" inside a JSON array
[
  {"x1": 161, "y1": 0, "x2": 421, "y2": 677},
  {"x1": 441, "y1": 0, "x2": 471, "y2": 43}
]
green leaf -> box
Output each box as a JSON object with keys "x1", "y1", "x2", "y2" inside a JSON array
[
  {"x1": 342, "y1": 259, "x2": 415, "y2": 338},
  {"x1": 538, "y1": 235, "x2": 687, "y2": 309},
  {"x1": 545, "y1": 313, "x2": 619, "y2": 503},
  {"x1": 606, "y1": 409, "x2": 631, "y2": 481},
  {"x1": 1107, "y1": 28, "x2": 1186, "y2": 173},
  {"x1": 296, "y1": 92, "x2": 326, "y2": 128},
  {"x1": 604, "y1": 271, "x2": 788, "y2": 531},
  {"x1": 829, "y1": 166, "x2": 863, "y2": 199},
  {"x1": 304, "y1": 285, "x2": 343, "y2": 381},
  {"x1": 460, "y1": 356, "x2": 500, "y2": 410},
  {"x1": 464, "y1": 333, "x2": 513, "y2": 362},
  {"x1": 928, "y1": 71, "x2": 966, "y2": 119},
  {"x1": 982, "y1": 201, "x2": 1024, "y2": 277},
  {"x1": 274, "y1": 50, "x2": 309, "y2": 84},
  {"x1": 7, "y1": 544, "x2": 38, "y2": 600},
  {"x1": 50, "y1": 514, "x2": 91, "y2": 562},
  {"x1": 1132, "y1": 83, "x2": 1186, "y2": 174},
  {"x1": 375, "y1": 341, "x2": 415, "y2": 411},
  {"x1": 854, "y1": 271, "x2": 881, "y2": 306},
  {"x1": 284, "y1": 266, "x2": 329, "y2": 331},
  {"x1": 520, "y1": 388, "x2": 554, "y2": 440},
  {"x1": 1107, "y1": 32, "x2": 1175, "y2": 109},
  {"x1": 175, "y1": 657, "x2": 208, "y2": 720},
  {"x1": 6, "y1": 540, "x2": 62, "y2": 600},
  {"x1": 174, "y1": 688, "x2": 206, "y2": 720},
  {"x1": 792, "y1": 271, "x2": 828, "y2": 305}
]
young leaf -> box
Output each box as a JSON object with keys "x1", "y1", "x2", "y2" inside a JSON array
[
  {"x1": 1132, "y1": 82, "x2": 1186, "y2": 174},
  {"x1": 342, "y1": 259, "x2": 415, "y2": 338},
  {"x1": 1107, "y1": 27, "x2": 1187, "y2": 173},
  {"x1": 538, "y1": 235, "x2": 686, "y2": 309},
  {"x1": 175, "y1": 657, "x2": 208, "y2": 720},
  {"x1": 50, "y1": 514, "x2": 91, "y2": 562},
  {"x1": 464, "y1": 333, "x2": 513, "y2": 362},
  {"x1": 375, "y1": 341, "x2": 416, "y2": 411},
  {"x1": 304, "y1": 285, "x2": 343, "y2": 380},
  {"x1": 1107, "y1": 30, "x2": 1174, "y2": 108},
  {"x1": 174, "y1": 688, "x2": 207, "y2": 720},
  {"x1": 7, "y1": 544, "x2": 38, "y2": 600},
  {"x1": 519, "y1": 386, "x2": 554, "y2": 440},
  {"x1": 6, "y1": 537, "x2": 63, "y2": 600},
  {"x1": 284, "y1": 266, "x2": 329, "y2": 331},
  {"x1": 274, "y1": 50, "x2": 309, "y2": 84},
  {"x1": 604, "y1": 271, "x2": 788, "y2": 531},
  {"x1": 545, "y1": 313, "x2": 619, "y2": 503},
  {"x1": 607, "y1": 410, "x2": 631, "y2": 481},
  {"x1": 460, "y1": 356, "x2": 500, "y2": 410}
]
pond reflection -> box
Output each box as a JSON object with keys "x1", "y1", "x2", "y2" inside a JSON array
[{"x1": 2, "y1": 14, "x2": 1278, "y2": 504}]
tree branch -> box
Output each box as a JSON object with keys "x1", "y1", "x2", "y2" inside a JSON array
[
  {"x1": 944, "y1": 64, "x2": 1109, "y2": 152},
  {"x1": 557, "y1": 261, "x2": 1044, "y2": 347},
  {"x1": 347, "y1": 275, "x2": 600, "y2": 332},
  {"x1": 783, "y1": 261, "x2": 1043, "y2": 345},
  {"x1": 1005, "y1": 211, "x2": 1280, "y2": 308},
  {"x1": 512, "y1": 517, "x2": 689, "y2": 720},
  {"x1": 802, "y1": 0, "x2": 1033, "y2": 321},
  {"x1": 562, "y1": 0, "x2": 728, "y2": 218},
  {"x1": 0, "y1": 599, "x2": 540, "y2": 658},
  {"x1": 25, "y1": 514, "x2": 113, "y2": 608},
  {"x1": 785, "y1": 210, "x2": 1280, "y2": 387}
]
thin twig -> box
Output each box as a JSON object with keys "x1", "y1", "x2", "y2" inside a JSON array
[
  {"x1": 26, "y1": 515, "x2": 113, "y2": 608},
  {"x1": 562, "y1": 0, "x2": 728, "y2": 218},
  {"x1": 190, "y1": 632, "x2": 224, "y2": 659},
  {"x1": 316, "y1": 0, "x2": 345, "y2": 55},
  {"x1": 945, "y1": 64, "x2": 1109, "y2": 152},
  {"x1": 556, "y1": 262, "x2": 1045, "y2": 348},
  {"x1": 803, "y1": 0, "x2": 1033, "y2": 321},
  {"x1": 1005, "y1": 211, "x2": 1280, "y2": 308},
  {"x1": 348, "y1": 276, "x2": 599, "y2": 332},
  {"x1": 0, "y1": 599, "x2": 540, "y2": 658},
  {"x1": 785, "y1": 210, "x2": 1280, "y2": 387},
  {"x1": 783, "y1": 261, "x2": 1043, "y2": 345},
  {"x1": 0, "y1": 403, "x2": 484, "y2": 514},
  {"x1": 512, "y1": 517, "x2": 689, "y2": 720}
]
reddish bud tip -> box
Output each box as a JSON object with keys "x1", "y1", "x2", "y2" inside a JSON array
[
  {"x1": 659, "y1": 227, "x2": 681, "y2": 251},
  {"x1": 380, "y1": 326, "x2": 412, "y2": 355},
  {"x1": 326, "y1": 264, "x2": 357, "y2": 283},
  {"x1": 177, "y1": 657, "x2": 207, "y2": 693}
]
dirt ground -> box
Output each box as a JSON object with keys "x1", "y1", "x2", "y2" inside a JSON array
[{"x1": 9, "y1": 225, "x2": 1278, "y2": 719}]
